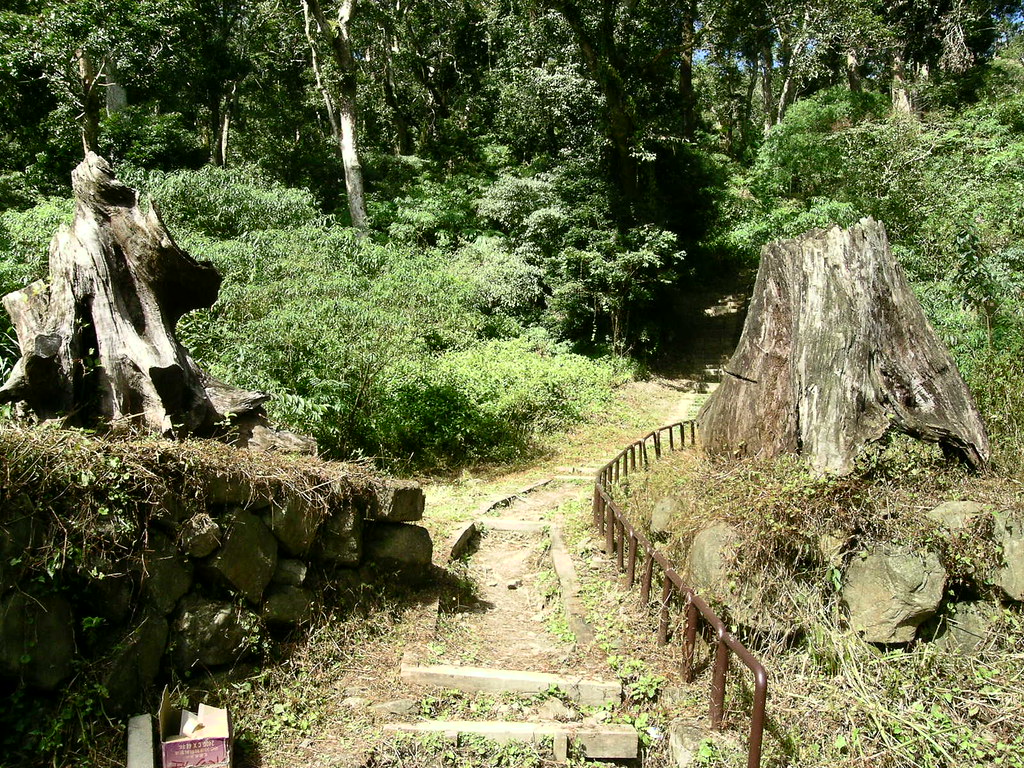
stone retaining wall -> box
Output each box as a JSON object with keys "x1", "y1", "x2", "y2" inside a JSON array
[{"x1": 0, "y1": 451, "x2": 431, "y2": 714}]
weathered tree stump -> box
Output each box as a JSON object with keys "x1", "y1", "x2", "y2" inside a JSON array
[
  {"x1": 0, "y1": 153, "x2": 296, "y2": 446},
  {"x1": 697, "y1": 218, "x2": 989, "y2": 474}
]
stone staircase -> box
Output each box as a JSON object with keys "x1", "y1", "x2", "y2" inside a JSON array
[{"x1": 380, "y1": 481, "x2": 643, "y2": 763}]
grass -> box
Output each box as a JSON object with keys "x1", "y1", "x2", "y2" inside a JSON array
[{"x1": 608, "y1": 433, "x2": 1024, "y2": 768}]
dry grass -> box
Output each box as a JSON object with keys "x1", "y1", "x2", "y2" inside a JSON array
[{"x1": 609, "y1": 436, "x2": 1024, "y2": 768}]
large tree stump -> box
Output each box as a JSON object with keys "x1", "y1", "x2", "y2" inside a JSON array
[
  {"x1": 696, "y1": 218, "x2": 989, "y2": 474},
  {"x1": 0, "y1": 153, "x2": 276, "y2": 442}
]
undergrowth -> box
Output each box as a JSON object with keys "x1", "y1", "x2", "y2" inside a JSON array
[{"x1": 608, "y1": 437, "x2": 1024, "y2": 767}]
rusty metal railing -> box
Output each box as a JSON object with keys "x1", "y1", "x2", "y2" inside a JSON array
[{"x1": 592, "y1": 421, "x2": 768, "y2": 768}]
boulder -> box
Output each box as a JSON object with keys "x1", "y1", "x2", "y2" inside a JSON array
[
  {"x1": 314, "y1": 506, "x2": 363, "y2": 566},
  {"x1": 141, "y1": 532, "x2": 193, "y2": 616},
  {"x1": 362, "y1": 522, "x2": 433, "y2": 583},
  {"x1": 817, "y1": 531, "x2": 849, "y2": 568},
  {"x1": 272, "y1": 559, "x2": 308, "y2": 587},
  {"x1": 993, "y1": 511, "x2": 1024, "y2": 602},
  {"x1": 83, "y1": 560, "x2": 134, "y2": 626},
  {"x1": 265, "y1": 492, "x2": 327, "y2": 557},
  {"x1": 203, "y1": 473, "x2": 257, "y2": 506},
  {"x1": 171, "y1": 596, "x2": 257, "y2": 670},
  {"x1": 650, "y1": 497, "x2": 679, "y2": 536},
  {"x1": 686, "y1": 523, "x2": 740, "y2": 596},
  {"x1": 367, "y1": 479, "x2": 425, "y2": 523},
  {"x1": 935, "y1": 601, "x2": 999, "y2": 653},
  {"x1": 926, "y1": 500, "x2": 988, "y2": 530},
  {"x1": 0, "y1": 494, "x2": 41, "y2": 588},
  {"x1": 207, "y1": 512, "x2": 278, "y2": 603},
  {"x1": 178, "y1": 513, "x2": 221, "y2": 558},
  {"x1": 103, "y1": 614, "x2": 169, "y2": 713},
  {"x1": 261, "y1": 586, "x2": 313, "y2": 626},
  {"x1": 667, "y1": 720, "x2": 717, "y2": 768},
  {"x1": 843, "y1": 547, "x2": 946, "y2": 643},
  {"x1": 0, "y1": 591, "x2": 76, "y2": 690}
]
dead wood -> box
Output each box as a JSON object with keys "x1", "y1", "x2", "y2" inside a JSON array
[
  {"x1": 697, "y1": 217, "x2": 989, "y2": 474},
  {"x1": 0, "y1": 153, "x2": 305, "y2": 450}
]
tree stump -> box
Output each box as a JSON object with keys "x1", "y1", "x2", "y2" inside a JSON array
[
  {"x1": 697, "y1": 218, "x2": 989, "y2": 474},
  {"x1": 0, "y1": 153, "x2": 288, "y2": 445}
]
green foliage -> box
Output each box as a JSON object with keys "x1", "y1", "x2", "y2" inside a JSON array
[
  {"x1": 99, "y1": 107, "x2": 206, "y2": 170},
  {"x1": 751, "y1": 88, "x2": 890, "y2": 201},
  {"x1": 123, "y1": 165, "x2": 324, "y2": 239}
]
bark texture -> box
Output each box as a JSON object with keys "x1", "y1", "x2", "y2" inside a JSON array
[
  {"x1": 697, "y1": 218, "x2": 989, "y2": 474},
  {"x1": 0, "y1": 153, "x2": 287, "y2": 445}
]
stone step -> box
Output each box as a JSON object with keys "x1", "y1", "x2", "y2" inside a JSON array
[
  {"x1": 400, "y1": 663, "x2": 621, "y2": 707},
  {"x1": 479, "y1": 479, "x2": 552, "y2": 515},
  {"x1": 483, "y1": 518, "x2": 547, "y2": 532},
  {"x1": 384, "y1": 720, "x2": 638, "y2": 761},
  {"x1": 126, "y1": 714, "x2": 154, "y2": 768}
]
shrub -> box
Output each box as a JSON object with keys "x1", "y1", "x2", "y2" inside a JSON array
[{"x1": 121, "y1": 165, "x2": 325, "y2": 239}]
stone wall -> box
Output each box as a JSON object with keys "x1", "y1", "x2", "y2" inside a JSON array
[
  {"x1": 0, "y1": 435, "x2": 432, "y2": 714},
  {"x1": 680, "y1": 499, "x2": 1023, "y2": 646}
]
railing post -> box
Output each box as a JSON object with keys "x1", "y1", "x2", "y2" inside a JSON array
[
  {"x1": 682, "y1": 596, "x2": 698, "y2": 682},
  {"x1": 592, "y1": 485, "x2": 602, "y2": 529},
  {"x1": 669, "y1": 427, "x2": 675, "y2": 451},
  {"x1": 605, "y1": 502, "x2": 615, "y2": 555},
  {"x1": 626, "y1": 533, "x2": 638, "y2": 588},
  {"x1": 654, "y1": 431, "x2": 662, "y2": 459},
  {"x1": 710, "y1": 633, "x2": 729, "y2": 730},
  {"x1": 747, "y1": 672, "x2": 768, "y2": 768},
  {"x1": 640, "y1": 555, "x2": 654, "y2": 605},
  {"x1": 616, "y1": 520, "x2": 625, "y2": 570},
  {"x1": 658, "y1": 575, "x2": 672, "y2": 645},
  {"x1": 690, "y1": 421, "x2": 696, "y2": 445}
]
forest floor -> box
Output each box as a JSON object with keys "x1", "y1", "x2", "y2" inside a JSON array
[{"x1": 187, "y1": 291, "x2": 749, "y2": 768}]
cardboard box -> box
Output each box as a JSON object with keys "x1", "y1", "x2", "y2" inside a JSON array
[{"x1": 158, "y1": 687, "x2": 232, "y2": 768}]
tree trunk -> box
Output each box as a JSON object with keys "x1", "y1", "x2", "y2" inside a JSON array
[
  {"x1": 846, "y1": 49, "x2": 862, "y2": 93},
  {"x1": 891, "y1": 49, "x2": 914, "y2": 115},
  {"x1": 76, "y1": 49, "x2": 102, "y2": 153},
  {"x1": 105, "y1": 58, "x2": 128, "y2": 114},
  {"x1": 546, "y1": 0, "x2": 639, "y2": 206},
  {"x1": 303, "y1": 0, "x2": 368, "y2": 230},
  {"x1": 696, "y1": 218, "x2": 989, "y2": 475},
  {"x1": 760, "y1": 44, "x2": 775, "y2": 135},
  {"x1": 0, "y1": 153, "x2": 309, "y2": 451},
  {"x1": 679, "y1": 0, "x2": 697, "y2": 142}
]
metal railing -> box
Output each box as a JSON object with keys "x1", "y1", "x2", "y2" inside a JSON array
[{"x1": 592, "y1": 420, "x2": 768, "y2": 768}]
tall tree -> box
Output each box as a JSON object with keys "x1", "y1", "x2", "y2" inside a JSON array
[{"x1": 302, "y1": 0, "x2": 367, "y2": 229}]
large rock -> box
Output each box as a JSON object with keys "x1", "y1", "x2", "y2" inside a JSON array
[
  {"x1": 207, "y1": 512, "x2": 278, "y2": 603},
  {"x1": 667, "y1": 720, "x2": 716, "y2": 768},
  {"x1": 261, "y1": 586, "x2": 313, "y2": 626},
  {"x1": 843, "y1": 547, "x2": 946, "y2": 643},
  {"x1": 203, "y1": 473, "x2": 257, "y2": 506},
  {"x1": 272, "y1": 559, "x2": 308, "y2": 587},
  {"x1": 363, "y1": 523, "x2": 433, "y2": 583},
  {"x1": 650, "y1": 497, "x2": 679, "y2": 536},
  {"x1": 686, "y1": 523, "x2": 740, "y2": 597},
  {"x1": 103, "y1": 614, "x2": 169, "y2": 713},
  {"x1": 142, "y1": 532, "x2": 193, "y2": 615},
  {"x1": 265, "y1": 492, "x2": 327, "y2": 557},
  {"x1": 314, "y1": 505, "x2": 363, "y2": 566},
  {"x1": 178, "y1": 513, "x2": 221, "y2": 558},
  {"x1": 367, "y1": 480, "x2": 425, "y2": 523},
  {"x1": 926, "y1": 500, "x2": 987, "y2": 530},
  {"x1": 935, "y1": 601, "x2": 999, "y2": 653},
  {"x1": 0, "y1": 592, "x2": 75, "y2": 690},
  {"x1": 171, "y1": 596, "x2": 257, "y2": 670},
  {"x1": 993, "y1": 511, "x2": 1024, "y2": 602}
]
